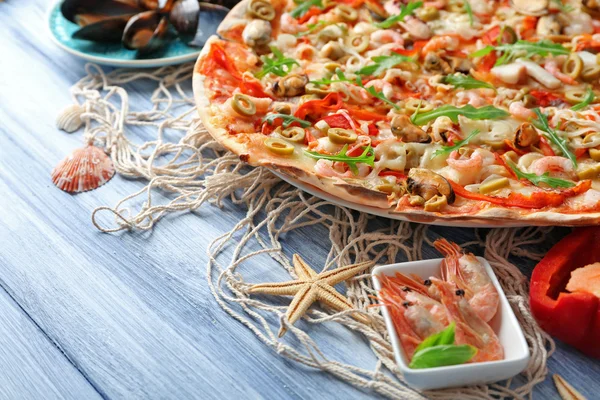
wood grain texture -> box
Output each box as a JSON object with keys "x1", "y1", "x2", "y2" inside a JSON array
[
  {"x1": 0, "y1": 1, "x2": 598, "y2": 399},
  {"x1": 0, "y1": 288, "x2": 102, "y2": 400}
]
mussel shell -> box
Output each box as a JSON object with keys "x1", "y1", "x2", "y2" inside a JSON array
[
  {"x1": 122, "y1": 10, "x2": 170, "y2": 53},
  {"x1": 61, "y1": 0, "x2": 139, "y2": 25},
  {"x1": 187, "y1": 3, "x2": 230, "y2": 47},
  {"x1": 72, "y1": 15, "x2": 133, "y2": 42},
  {"x1": 137, "y1": 0, "x2": 176, "y2": 11},
  {"x1": 169, "y1": 0, "x2": 200, "y2": 38}
]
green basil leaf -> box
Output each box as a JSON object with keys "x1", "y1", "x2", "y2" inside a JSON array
[
  {"x1": 409, "y1": 344, "x2": 478, "y2": 369},
  {"x1": 443, "y1": 74, "x2": 495, "y2": 90},
  {"x1": 506, "y1": 160, "x2": 575, "y2": 189},
  {"x1": 410, "y1": 105, "x2": 509, "y2": 125},
  {"x1": 414, "y1": 323, "x2": 456, "y2": 353}
]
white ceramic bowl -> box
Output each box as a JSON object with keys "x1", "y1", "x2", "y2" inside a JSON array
[{"x1": 372, "y1": 258, "x2": 530, "y2": 390}]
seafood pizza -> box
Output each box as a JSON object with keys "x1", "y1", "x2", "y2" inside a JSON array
[{"x1": 192, "y1": 0, "x2": 600, "y2": 225}]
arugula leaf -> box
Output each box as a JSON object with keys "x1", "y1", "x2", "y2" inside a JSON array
[
  {"x1": 374, "y1": 1, "x2": 423, "y2": 29},
  {"x1": 310, "y1": 69, "x2": 399, "y2": 108},
  {"x1": 256, "y1": 47, "x2": 299, "y2": 79},
  {"x1": 551, "y1": 0, "x2": 574, "y2": 12},
  {"x1": 304, "y1": 144, "x2": 375, "y2": 175},
  {"x1": 532, "y1": 108, "x2": 577, "y2": 168},
  {"x1": 571, "y1": 87, "x2": 595, "y2": 112},
  {"x1": 290, "y1": 0, "x2": 323, "y2": 18},
  {"x1": 262, "y1": 113, "x2": 311, "y2": 128},
  {"x1": 355, "y1": 78, "x2": 400, "y2": 109},
  {"x1": 309, "y1": 68, "x2": 351, "y2": 85},
  {"x1": 409, "y1": 344, "x2": 478, "y2": 369},
  {"x1": 294, "y1": 20, "x2": 327, "y2": 37},
  {"x1": 464, "y1": 0, "x2": 474, "y2": 26},
  {"x1": 432, "y1": 129, "x2": 480, "y2": 158},
  {"x1": 443, "y1": 74, "x2": 494, "y2": 90},
  {"x1": 356, "y1": 54, "x2": 416, "y2": 77},
  {"x1": 411, "y1": 104, "x2": 509, "y2": 125},
  {"x1": 414, "y1": 323, "x2": 456, "y2": 354},
  {"x1": 507, "y1": 160, "x2": 575, "y2": 189},
  {"x1": 470, "y1": 40, "x2": 570, "y2": 66}
]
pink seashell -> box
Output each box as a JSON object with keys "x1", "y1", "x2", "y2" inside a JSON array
[{"x1": 51, "y1": 145, "x2": 115, "y2": 193}]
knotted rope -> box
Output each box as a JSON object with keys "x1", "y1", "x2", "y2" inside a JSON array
[{"x1": 58, "y1": 62, "x2": 554, "y2": 399}]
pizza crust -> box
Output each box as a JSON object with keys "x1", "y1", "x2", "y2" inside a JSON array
[{"x1": 193, "y1": 4, "x2": 600, "y2": 226}]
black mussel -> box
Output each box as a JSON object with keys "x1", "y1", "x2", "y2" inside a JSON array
[
  {"x1": 169, "y1": 0, "x2": 200, "y2": 39},
  {"x1": 61, "y1": 0, "x2": 139, "y2": 25},
  {"x1": 72, "y1": 15, "x2": 133, "y2": 42},
  {"x1": 122, "y1": 10, "x2": 170, "y2": 53},
  {"x1": 137, "y1": 0, "x2": 176, "y2": 11},
  {"x1": 187, "y1": 3, "x2": 229, "y2": 47}
]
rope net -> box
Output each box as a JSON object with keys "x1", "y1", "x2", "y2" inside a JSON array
[{"x1": 59, "y1": 62, "x2": 555, "y2": 399}]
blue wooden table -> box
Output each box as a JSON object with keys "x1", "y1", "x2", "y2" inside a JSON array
[{"x1": 1, "y1": 1, "x2": 599, "y2": 399}]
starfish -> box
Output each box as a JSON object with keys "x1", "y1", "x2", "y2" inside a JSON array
[{"x1": 248, "y1": 254, "x2": 374, "y2": 337}]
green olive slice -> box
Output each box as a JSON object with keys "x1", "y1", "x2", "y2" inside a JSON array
[
  {"x1": 328, "y1": 128, "x2": 358, "y2": 144},
  {"x1": 565, "y1": 89, "x2": 589, "y2": 105},
  {"x1": 375, "y1": 182, "x2": 402, "y2": 194},
  {"x1": 346, "y1": 34, "x2": 370, "y2": 53},
  {"x1": 247, "y1": 0, "x2": 275, "y2": 21},
  {"x1": 280, "y1": 126, "x2": 306, "y2": 143},
  {"x1": 324, "y1": 62, "x2": 341, "y2": 71},
  {"x1": 479, "y1": 177, "x2": 510, "y2": 194},
  {"x1": 232, "y1": 93, "x2": 256, "y2": 116},
  {"x1": 416, "y1": 6, "x2": 440, "y2": 21},
  {"x1": 335, "y1": 4, "x2": 358, "y2": 21},
  {"x1": 583, "y1": 132, "x2": 600, "y2": 145},
  {"x1": 306, "y1": 82, "x2": 331, "y2": 96},
  {"x1": 404, "y1": 99, "x2": 434, "y2": 113},
  {"x1": 582, "y1": 65, "x2": 600, "y2": 81},
  {"x1": 447, "y1": 1, "x2": 465, "y2": 13},
  {"x1": 273, "y1": 103, "x2": 292, "y2": 115},
  {"x1": 562, "y1": 54, "x2": 583, "y2": 79},
  {"x1": 577, "y1": 164, "x2": 600, "y2": 180},
  {"x1": 265, "y1": 138, "x2": 294, "y2": 155}
]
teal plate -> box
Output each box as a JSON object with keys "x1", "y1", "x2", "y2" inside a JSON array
[{"x1": 48, "y1": 2, "x2": 202, "y2": 68}]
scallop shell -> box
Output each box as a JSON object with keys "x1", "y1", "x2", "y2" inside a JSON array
[
  {"x1": 56, "y1": 104, "x2": 85, "y2": 133},
  {"x1": 51, "y1": 146, "x2": 115, "y2": 193}
]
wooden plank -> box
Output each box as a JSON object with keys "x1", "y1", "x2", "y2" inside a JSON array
[{"x1": 0, "y1": 288, "x2": 101, "y2": 400}]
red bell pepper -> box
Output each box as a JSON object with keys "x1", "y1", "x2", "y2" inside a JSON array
[
  {"x1": 538, "y1": 136, "x2": 556, "y2": 156},
  {"x1": 320, "y1": 114, "x2": 353, "y2": 130},
  {"x1": 448, "y1": 180, "x2": 591, "y2": 209},
  {"x1": 200, "y1": 42, "x2": 271, "y2": 98},
  {"x1": 530, "y1": 227, "x2": 600, "y2": 359},
  {"x1": 529, "y1": 90, "x2": 563, "y2": 107},
  {"x1": 294, "y1": 92, "x2": 343, "y2": 120}
]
